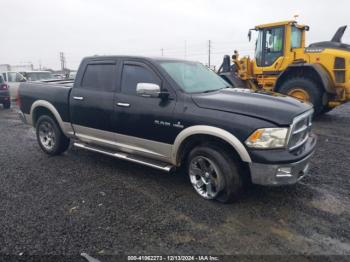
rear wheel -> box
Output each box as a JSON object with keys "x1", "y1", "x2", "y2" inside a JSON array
[
  {"x1": 3, "y1": 101, "x2": 10, "y2": 109},
  {"x1": 279, "y1": 77, "x2": 325, "y2": 115},
  {"x1": 36, "y1": 115, "x2": 70, "y2": 155},
  {"x1": 187, "y1": 144, "x2": 244, "y2": 203}
]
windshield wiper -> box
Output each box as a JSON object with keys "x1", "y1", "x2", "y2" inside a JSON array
[
  {"x1": 202, "y1": 86, "x2": 232, "y2": 93},
  {"x1": 202, "y1": 89, "x2": 219, "y2": 93}
]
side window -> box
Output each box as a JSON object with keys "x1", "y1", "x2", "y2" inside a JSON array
[
  {"x1": 81, "y1": 64, "x2": 115, "y2": 91},
  {"x1": 2, "y1": 73, "x2": 6, "y2": 82},
  {"x1": 255, "y1": 30, "x2": 264, "y2": 67},
  {"x1": 291, "y1": 26, "x2": 302, "y2": 49},
  {"x1": 121, "y1": 64, "x2": 160, "y2": 95},
  {"x1": 264, "y1": 27, "x2": 284, "y2": 66}
]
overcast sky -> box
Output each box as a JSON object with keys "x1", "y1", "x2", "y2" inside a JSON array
[{"x1": 2, "y1": 0, "x2": 350, "y2": 70}]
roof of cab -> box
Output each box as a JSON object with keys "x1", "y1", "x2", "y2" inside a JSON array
[
  {"x1": 255, "y1": 20, "x2": 307, "y2": 29},
  {"x1": 82, "y1": 55, "x2": 194, "y2": 64}
]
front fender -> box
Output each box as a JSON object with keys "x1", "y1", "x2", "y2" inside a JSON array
[
  {"x1": 171, "y1": 125, "x2": 252, "y2": 165},
  {"x1": 276, "y1": 63, "x2": 336, "y2": 94}
]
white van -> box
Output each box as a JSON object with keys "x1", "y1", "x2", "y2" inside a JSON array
[{"x1": 20, "y1": 71, "x2": 55, "y2": 81}]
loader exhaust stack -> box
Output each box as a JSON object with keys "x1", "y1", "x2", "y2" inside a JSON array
[{"x1": 331, "y1": 25, "x2": 347, "y2": 43}]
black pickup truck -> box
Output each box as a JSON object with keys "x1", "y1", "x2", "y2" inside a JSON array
[{"x1": 18, "y1": 56, "x2": 316, "y2": 203}]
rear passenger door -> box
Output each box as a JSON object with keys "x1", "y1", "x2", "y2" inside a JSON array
[{"x1": 70, "y1": 60, "x2": 119, "y2": 143}]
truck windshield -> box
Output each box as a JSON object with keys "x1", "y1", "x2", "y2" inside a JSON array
[{"x1": 160, "y1": 61, "x2": 229, "y2": 93}]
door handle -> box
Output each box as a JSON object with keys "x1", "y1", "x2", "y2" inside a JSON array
[
  {"x1": 73, "y1": 96, "x2": 84, "y2": 101},
  {"x1": 117, "y1": 102, "x2": 130, "y2": 107}
]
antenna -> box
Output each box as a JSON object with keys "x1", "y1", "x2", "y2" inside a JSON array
[{"x1": 208, "y1": 40, "x2": 211, "y2": 68}]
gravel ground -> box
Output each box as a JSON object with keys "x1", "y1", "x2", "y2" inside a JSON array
[{"x1": 0, "y1": 103, "x2": 349, "y2": 258}]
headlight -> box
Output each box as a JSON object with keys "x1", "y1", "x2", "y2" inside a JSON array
[{"x1": 245, "y1": 128, "x2": 289, "y2": 149}]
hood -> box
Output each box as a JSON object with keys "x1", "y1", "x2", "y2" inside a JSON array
[
  {"x1": 308, "y1": 41, "x2": 350, "y2": 52},
  {"x1": 191, "y1": 88, "x2": 312, "y2": 125},
  {"x1": 308, "y1": 25, "x2": 350, "y2": 52}
]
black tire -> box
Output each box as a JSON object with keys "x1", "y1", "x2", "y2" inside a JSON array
[
  {"x1": 36, "y1": 115, "x2": 70, "y2": 155},
  {"x1": 321, "y1": 106, "x2": 333, "y2": 114},
  {"x1": 3, "y1": 101, "x2": 10, "y2": 109},
  {"x1": 187, "y1": 144, "x2": 244, "y2": 203},
  {"x1": 279, "y1": 77, "x2": 325, "y2": 116}
]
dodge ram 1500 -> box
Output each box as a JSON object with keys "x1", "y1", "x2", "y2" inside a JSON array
[{"x1": 18, "y1": 56, "x2": 317, "y2": 202}]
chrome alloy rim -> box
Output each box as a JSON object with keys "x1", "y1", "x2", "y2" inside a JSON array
[
  {"x1": 38, "y1": 121, "x2": 55, "y2": 150},
  {"x1": 189, "y1": 156, "x2": 224, "y2": 199}
]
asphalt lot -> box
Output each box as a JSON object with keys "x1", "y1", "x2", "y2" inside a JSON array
[{"x1": 0, "y1": 103, "x2": 349, "y2": 258}]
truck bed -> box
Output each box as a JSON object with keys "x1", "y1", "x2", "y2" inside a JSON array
[{"x1": 19, "y1": 80, "x2": 73, "y2": 123}]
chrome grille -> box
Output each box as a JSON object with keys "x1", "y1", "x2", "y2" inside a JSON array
[{"x1": 288, "y1": 110, "x2": 313, "y2": 151}]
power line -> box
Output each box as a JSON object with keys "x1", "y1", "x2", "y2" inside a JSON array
[
  {"x1": 59, "y1": 52, "x2": 66, "y2": 72},
  {"x1": 56, "y1": 40, "x2": 255, "y2": 69}
]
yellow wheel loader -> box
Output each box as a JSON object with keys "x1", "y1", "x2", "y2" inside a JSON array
[{"x1": 218, "y1": 20, "x2": 350, "y2": 115}]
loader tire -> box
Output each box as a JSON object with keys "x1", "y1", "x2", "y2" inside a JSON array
[{"x1": 279, "y1": 77, "x2": 324, "y2": 116}]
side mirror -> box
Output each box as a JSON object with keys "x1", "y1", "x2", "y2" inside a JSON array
[
  {"x1": 248, "y1": 30, "x2": 252, "y2": 42},
  {"x1": 136, "y1": 83, "x2": 163, "y2": 98}
]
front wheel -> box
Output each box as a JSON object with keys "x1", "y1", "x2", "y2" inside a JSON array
[
  {"x1": 321, "y1": 105, "x2": 334, "y2": 114},
  {"x1": 279, "y1": 77, "x2": 325, "y2": 116},
  {"x1": 187, "y1": 144, "x2": 244, "y2": 203},
  {"x1": 36, "y1": 115, "x2": 70, "y2": 155}
]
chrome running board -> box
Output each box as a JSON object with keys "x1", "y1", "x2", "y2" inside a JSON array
[{"x1": 73, "y1": 142, "x2": 174, "y2": 172}]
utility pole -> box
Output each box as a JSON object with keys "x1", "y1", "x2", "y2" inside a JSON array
[
  {"x1": 60, "y1": 52, "x2": 66, "y2": 72},
  {"x1": 208, "y1": 40, "x2": 211, "y2": 68},
  {"x1": 161, "y1": 48, "x2": 164, "y2": 57}
]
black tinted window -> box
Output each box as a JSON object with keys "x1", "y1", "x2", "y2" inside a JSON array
[
  {"x1": 121, "y1": 64, "x2": 160, "y2": 95},
  {"x1": 81, "y1": 64, "x2": 115, "y2": 91},
  {"x1": 0, "y1": 75, "x2": 3, "y2": 84}
]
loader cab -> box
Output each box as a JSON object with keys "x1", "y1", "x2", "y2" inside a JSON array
[{"x1": 252, "y1": 21, "x2": 307, "y2": 77}]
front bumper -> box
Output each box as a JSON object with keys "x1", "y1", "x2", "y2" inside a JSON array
[
  {"x1": 247, "y1": 133, "x2": 316, "y2": 186},
  {"x1": 250, "y1": 152, "x2": 313, "y2": 186}
]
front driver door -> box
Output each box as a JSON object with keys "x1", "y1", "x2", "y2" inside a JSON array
[
  {"x1": 254, "y1": 26, "x2": 285, "y2": 74},
  {"x1": 111, "y1": 61, "x2": 177, "y2": 160},
  {"x1": 262, "y1": 26, "x2": 284, "y2": 69}
]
